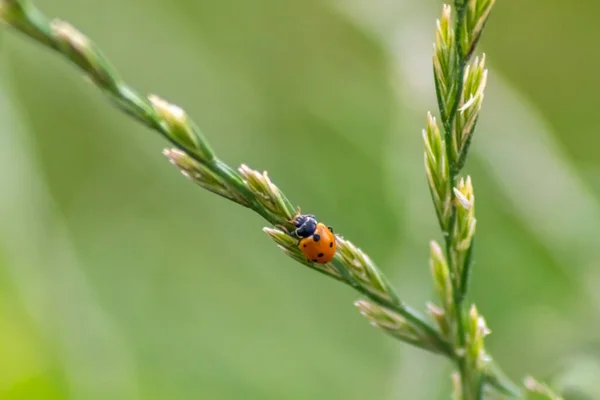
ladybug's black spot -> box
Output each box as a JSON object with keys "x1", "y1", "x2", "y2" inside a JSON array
[
  {"x1": 312, "y1": 259, "x2": 318, "y2": 262},
  {"x1": 329, "y1": 242, "x2": 333, "y2": 248},
  {"x1": 328, "y1": 226, "x2": 333, "y2": 233},
  {"x1": 303, "y1": 244, "x2": 307, "y2": 248},
  {"x1": 313, "y1": 234, "x2": 321, "y2": 242},
  {"x1": 318, "y1": 253, "x2": 324, "y2": 258}
]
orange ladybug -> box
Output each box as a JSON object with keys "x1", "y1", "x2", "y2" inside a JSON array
[{"x1": 291, "y1": 213, "x2": 336, "y2": 263}]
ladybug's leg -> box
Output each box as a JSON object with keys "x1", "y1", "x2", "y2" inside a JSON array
[
  {"x1": 292, "y1": 226, "x2": 310, "y2": 239},
  {"x1": 290, "y1": 222, "x2": 306, "y2": 237}
]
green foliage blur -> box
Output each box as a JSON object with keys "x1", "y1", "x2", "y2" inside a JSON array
[{"x1": 1, "y1": 0, "x2": 599, "y2": 399}]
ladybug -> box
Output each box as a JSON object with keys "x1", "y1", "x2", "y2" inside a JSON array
[{"x1": 291, "y1": 213, "x2": 336, "y2": 264}]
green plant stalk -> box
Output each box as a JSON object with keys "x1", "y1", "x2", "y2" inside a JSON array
[
  {"x1": 458, "y1": 236, "x2": 474, "y2": 303},
  {"x1": 0, "y1": 0, "x2": 521, "y2": 396}
]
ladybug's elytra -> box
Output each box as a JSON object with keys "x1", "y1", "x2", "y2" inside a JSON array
[{"x1": 291, "y1": 213, "x2": 336, "y2": 264}]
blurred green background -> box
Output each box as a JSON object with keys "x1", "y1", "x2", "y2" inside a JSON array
[{"x1": 1, "y1": 0, "x2": 600, "y2": 399}]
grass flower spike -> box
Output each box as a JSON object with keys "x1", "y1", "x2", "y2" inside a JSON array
[
  {"x1": 150, "y1": 95, "x2": 215, "y2": 163},
  {"x1": 434, "y1": 4, "x2": 458, "y2": 124},
  {"x1": 424, "y1": 113, "x2": 452, "y2": 232},
  {"x1": 429, "y1": 240, "x2": 454, "y2": 334},
  {"x1": 356, "y1": 300, "x2": 443, "y2": 354},
  {"x1": 425, "y1": 2, "x2": 562, "y2": 398},
  {"x1": 453, "y1": 56, "x2": 487, "y2": 169},
  {"x1": 238, "y1": 165, "x2": 295, "y2": 221},
  {"x1": 452, "y1": 176, "x2": 476, "y2": 294},
  {"x1": 0, "y1": 0, "x2": 565, "y2": 398},
  {"x1": 459, "y1": 0, "x2": 496, "y2": 59}
]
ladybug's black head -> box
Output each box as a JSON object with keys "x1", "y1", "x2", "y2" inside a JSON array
[{"x1": 292, "y1": 214, "x2": 317, "y2": 238}]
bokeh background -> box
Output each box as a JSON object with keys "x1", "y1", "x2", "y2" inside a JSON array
[{"x1": 1, "y1": 0, "x2": 599, "y2": 399}]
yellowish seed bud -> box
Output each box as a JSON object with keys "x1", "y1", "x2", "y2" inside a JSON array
[{"x1": 150, "y1": 95, "x2": 213, "y2": 162}]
